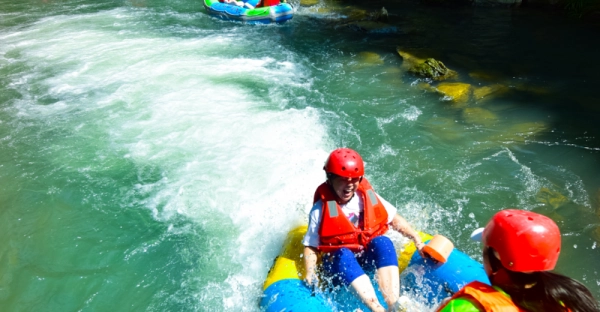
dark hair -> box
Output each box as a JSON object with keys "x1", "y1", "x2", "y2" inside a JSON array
[{"x1": 486, "y1": 248, "x2": 600, "y2": 312}]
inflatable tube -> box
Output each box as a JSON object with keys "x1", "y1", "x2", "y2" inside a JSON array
[
  {"x1": 203, "y1": 0, "x2": 293, "y2": 24},
  {"x1": 401, "y1": 241, "x2": 490, "y2": 305},
  {"x1": 260, "y1": 226, "x2": 491, "y2": 311}
]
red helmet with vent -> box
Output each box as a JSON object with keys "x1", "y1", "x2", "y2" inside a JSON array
[
  {"x1": 482, "y1": 209, "x2": 561, "y2": 272},
  {"x1": 323, "y1": 148, "x2": 364, "y2": 178}
]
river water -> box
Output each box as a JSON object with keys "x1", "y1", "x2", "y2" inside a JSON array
[{"x1": 1, "y1": 0, "x2": 599, "y2": 310}]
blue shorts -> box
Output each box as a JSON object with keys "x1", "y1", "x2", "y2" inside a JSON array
[{"x1": 322, "y1": 236, "x2": 398, "y2": 286}]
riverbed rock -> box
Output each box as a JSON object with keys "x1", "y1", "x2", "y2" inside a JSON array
[
  {"x1": 545, "y1": 210, "x2": 566, "y2": 223},
  {"x1": 409, "y1": 58, "x2": 458, "y2": 80},
  {"x1": 300, "y1": 0, "x2": 319, "y2": 6},
  {"x1": 595, "y1": 188, "x2": 600, "y2": 218},
  {"x1": 345, "y1": 8, "x2": 369, "y2": 20},
  {"x1": 373, "y1": 7, "x2": 389, "y2": 22},
  {"x1": 493, "y1": 121, "x2": 548, "y2": 143},
  {"x1": 423, "y1": 117, "x2": 463, "y2": 141},
  {"x1": 591, "y1": 226, "x2": 600, "y2": 244},
  {"x1": 338, "y1": 7, "x2": 396, "y2": 33},
  {"x1": 356, "y1": 51, "x2": 384, "y2": 66},
  {"x1": 462, "y1": 107, "x2": 498, "y2": 126},
  {"x1": 536, "y1": 187, "x2": 569, "y2": 210},
  {"x1": 473, "y1": 84, "x2": 510, "y2": 102},
  {"x1": 436, "y1": 82, "x2": 472, "y2": 104},
  {"x1": 396, "y1": 49, "x2": 457, "y2": 80},
  {"x1": 416, "y1": 82, "x2": 436, "y2": 92},
  {"x1": 396, "y1": 49, "x2": 426, "y2": 69},
  {"x1": 515, "y1": 83, "x2": 551, "y2": 95}
]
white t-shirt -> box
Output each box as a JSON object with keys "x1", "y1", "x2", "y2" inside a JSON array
[{"x1": 302, "y1": 190, "x2": 397, "y2": 247}]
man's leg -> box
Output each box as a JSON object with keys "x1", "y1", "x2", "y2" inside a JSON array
[
  {"x1": 376, "y1": 266, "x2": 399, "y2": 310},
  {"x1": 350, "y1": 275, "x2": 386, "y2": 312},
  {"x1": 324, "y1": 248, "x2": 385, "y2": 312},
  {"x1": 364, "y1": 236, "x2": 400, "y2": 311}
]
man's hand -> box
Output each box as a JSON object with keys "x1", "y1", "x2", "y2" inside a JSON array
[
  {"x1": 304, "y1": 272, "x2": 319, "y2": 290},
  {"x1": 414, "y1": 239, "x2": 426, "y2": 258},
  {"x1": 303, "y1": 246, "x2": 319, "y2": 291}
]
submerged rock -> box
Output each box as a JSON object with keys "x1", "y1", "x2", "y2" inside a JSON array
[
  {"x1": 544, "y1": 210, "x2": 566, "y2": 223},
  {"x1": 397, "y1": 49, "x2": 457, "y2": 80},
  {"x1": 416, "y1": 82, "x2": 436, "y2": 92},
  {"x1": 492, "y1": 121, "x2": 548, "y2": 143},
  {"x1": 303, "y1": 5, "x2": 336, "y2": 16},
  {"x1": 373, "y1": 7, "x2": 388, "y2": 22},
  {"x1": 536, "y1": 187, "x2": 569, "y2": 210},
  {"x1": 514, "y1": 83, "x2": 551, "y2": 95},
  {"x1": 396, "y1": 49, "x2": 426, "y2": 68},
  {"x1": 423, "y1": 117, "x2": 463, "y2": 141},
  {"x1": 462, "y1": 107, "x2": 498, "y2": 126},
  {"x1": 300, "y1": 0, "x2": 319, "y2": 6},
  {"x1": 409, "y1": 58, "x2": 458, "y2": 80},
  {"x1": 346, "y1": 8, "x2": 370, "y2": 20},
  {"x1": 473, "y1": 84, "x2": 510, "y2": 102},
  {"x1": 338, "y1": 7, "x2": 396, "y2": 33},
  {"x1": 436, "y1": 82, "x2": 472, "y2": 104},
  {"x1": 591, "y1": 226, "x2": 600, "y2": 244},
  {"x1": 356, "y1": 51, "x2": 384, "y2": 66},
  {"x1": 596, "y1": 188, "x2": 600, "y2": 218}
]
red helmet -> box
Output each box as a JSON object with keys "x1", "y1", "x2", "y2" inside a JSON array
[
  {"x1": 482, "y1": 209, "x2": 561, "y2": 272},
  {"x1": 323, "y1": 148, "x2": 364, "y2": 178}
]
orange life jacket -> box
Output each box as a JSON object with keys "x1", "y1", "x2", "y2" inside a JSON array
[
  {"x1": 313, "y1": 178, "x2": 389, "y2": 253},
  {"x1": 436, "y1": 281, "x2": 527, "y2": 312}
]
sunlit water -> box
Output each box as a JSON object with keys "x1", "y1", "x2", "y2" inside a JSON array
[{"x1": 1, "y1": 0, "x2": 599, "y2": 310}]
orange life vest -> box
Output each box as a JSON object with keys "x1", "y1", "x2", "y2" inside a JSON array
[
  {"x1": 313, "y1": 178, "x2": 389, "y2": 253},
  {"x1": 436, "y1": 281, "x2": 527, "y2": 312}
]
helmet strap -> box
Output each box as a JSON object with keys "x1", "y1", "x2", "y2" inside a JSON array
[
  {"x1": 490, "y1": 267, "x2": 513, "y2": 287},
  {"x1": 487, "y1": 248, "x2": 513, "y2": 287}
]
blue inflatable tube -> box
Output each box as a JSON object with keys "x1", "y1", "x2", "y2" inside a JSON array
[
  {"x1": 261, "y1": 227, "x2": 491, "y2": 311},
  {"x1": 401, "y1": 246, "x2": 491, "y2": 305},
  {"x1": 203, "y1": 0, "x2": 293, "y2": 24}
]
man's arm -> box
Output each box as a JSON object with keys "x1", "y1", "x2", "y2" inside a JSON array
[
  {"x1": 390, "y1": 214, "x2": 424, "y2": 251},
  {"x1": 303, "y1": 246, "x2": 319, "y2": 286}
]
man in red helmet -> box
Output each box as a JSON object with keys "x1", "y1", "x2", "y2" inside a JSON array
[
  {"x1": 437, "y1": 209, "x2": 598, "y2": 312},
  {"x1": 302, "y1": 148, "x2": 424, "y2": 312}
]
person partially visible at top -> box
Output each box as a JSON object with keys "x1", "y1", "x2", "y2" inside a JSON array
[
  {"x1": 302, "y1": 148, "x2": 424, "y2": 312},
  {"x1": 437, "y1": 209, "x2": 600, "y2": 312},
  {"x1": 221, "y1": 0, "x2": 255, "y2": 9}
]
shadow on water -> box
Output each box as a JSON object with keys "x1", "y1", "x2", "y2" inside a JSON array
[{"x1": 286, "y1": 0, "x2": 600, "y2": 131}]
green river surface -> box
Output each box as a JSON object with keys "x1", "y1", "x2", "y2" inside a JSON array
[{"x1": 1, "y1": 0, "x2": 599, "y2": 310}]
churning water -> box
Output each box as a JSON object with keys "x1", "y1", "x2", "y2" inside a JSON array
[{"x1": 1, "y1": 0, "x2": 599, "y2": 310}]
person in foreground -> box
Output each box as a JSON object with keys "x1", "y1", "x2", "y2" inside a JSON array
[
  {"x1": 302, "y1": 148, "x2": 424, "y2": 312},
  {"x1": 437, "y1": 209, "x2": 600, "y2": 312}
]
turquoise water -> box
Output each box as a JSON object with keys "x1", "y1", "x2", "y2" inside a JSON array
[{"x1": 1, "y1": 0, "x2": 599, "y2": 310}]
